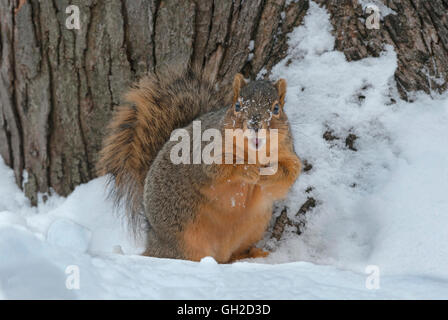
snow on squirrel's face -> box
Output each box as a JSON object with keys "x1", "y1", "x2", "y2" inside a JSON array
[{"x1": 225, "y1": 79, "x2": 291, "y2": 151}]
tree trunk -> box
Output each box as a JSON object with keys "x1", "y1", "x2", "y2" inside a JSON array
[
  {"x1": 317, "y1": 0, "x2": 448, "y2": 100},
  {"x1": 0, "y1": 0, "x2": 447, "y2": 206}
]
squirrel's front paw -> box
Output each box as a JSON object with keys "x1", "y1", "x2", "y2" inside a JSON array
[{"x1": 240, "y1": 165, "x2": 260, "y2": 184}]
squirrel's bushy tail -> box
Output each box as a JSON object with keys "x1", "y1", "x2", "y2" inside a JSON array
[{"x1": 97, "y1": 64, "x2": 226, "y2": 232}]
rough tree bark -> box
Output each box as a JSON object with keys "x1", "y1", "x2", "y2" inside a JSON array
[
  {"x1": 1, "y1": 0, "x2": 447, "y2": 210},
  {"x1": 317, "y1": 0, "x2": 448, "y2": 100}
]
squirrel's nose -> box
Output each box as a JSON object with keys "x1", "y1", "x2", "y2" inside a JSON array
[
  {"x1": 248, "y1": 121, "x2": 260, "y2": 132},
  {"x1": 247, "y1": 126, "x2": 259, "y2": 135}
]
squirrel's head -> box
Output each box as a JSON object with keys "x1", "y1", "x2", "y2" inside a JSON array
[
  {"x1": 223, "y1": 74, "x2": 292, "y2": 162},
  {"x1": 227, "y1": 73, "x2": 288, "y2": 133}
]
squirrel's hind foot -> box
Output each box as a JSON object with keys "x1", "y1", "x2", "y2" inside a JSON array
[{"x1": 229, "y1": 247, "x2": 269, "y2": 263}]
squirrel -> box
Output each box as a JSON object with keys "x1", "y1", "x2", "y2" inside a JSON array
[{"x1": 97, "y1": 64, "x2": 301, "y2": 263}]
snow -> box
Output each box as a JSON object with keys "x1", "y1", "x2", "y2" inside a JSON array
[
  {"x1": 1, "y1": 1, "x2": 448, "y2": 299},
  {"x1": 267, "y1": 2, "x2": 448, "y2": 282},
  {"x1": 358, "y1": 0, "x2": 397, "y2": 19},
  {"x1": 46, "y1": 219, "x2": 92, "y2": 253}
]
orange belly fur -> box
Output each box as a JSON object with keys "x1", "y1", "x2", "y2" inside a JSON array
[{"x1": 182, "y1": 179, "x2": 274, "y2": 263}]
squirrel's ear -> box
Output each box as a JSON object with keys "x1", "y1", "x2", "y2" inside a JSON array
[
  {"x1": 275, "y1": 78, "x2": 287, "y2": 106},
  {"x1": 233, "y1": 73, "x2": 246, "y2": 103}
]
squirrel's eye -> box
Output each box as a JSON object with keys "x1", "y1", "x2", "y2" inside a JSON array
[
  {"x1": 235, "y1": 101, "x2": 241, "y2": 112},
  {"x1": 273, "y1": 103, "x2": 280, "y2": 115}
]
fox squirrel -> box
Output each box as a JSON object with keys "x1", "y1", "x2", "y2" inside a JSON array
[{"x1": 97, "y1": 65, "x2": 301, "y2": 263}]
